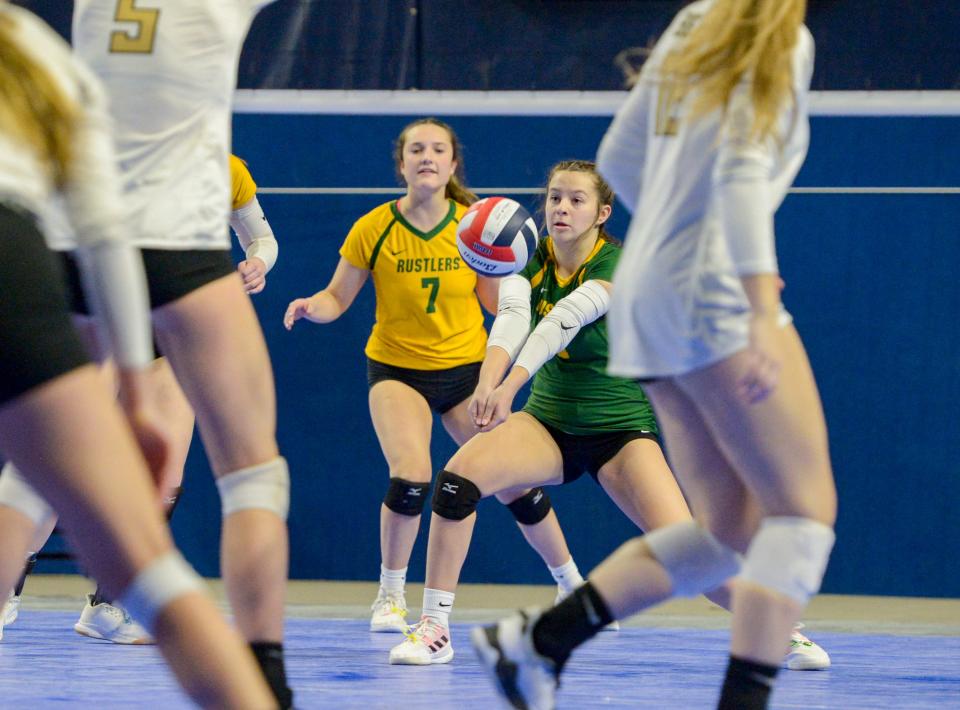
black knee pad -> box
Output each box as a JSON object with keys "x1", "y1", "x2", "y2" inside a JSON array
[
  {"x1": 431, "y1": 470, "x2": 481, "y2": 521},
  {"x1": 506, "y1": 487, "x2": 552, "y2": 526},
  {"x1": 383, "y1": 477, "x2": 430, "y2": 516}
]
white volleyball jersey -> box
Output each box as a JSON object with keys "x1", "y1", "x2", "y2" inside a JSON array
[
  {"x1": 0, "y1": 5, "x2": 122, "y2": 251},
  {"x1": 71, "y1": 0, "x2": 274, "y2": 250},
  {"x1": 600, "y1": 0, "x2": 813, "y2": 378},
  {"x1": 0, "y1": 6, "x2": 154, "y2": 367}
]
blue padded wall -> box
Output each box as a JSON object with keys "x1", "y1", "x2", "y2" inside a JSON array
[{"x1": 161, "y1": 111, "x2": 960, "y2": 598}]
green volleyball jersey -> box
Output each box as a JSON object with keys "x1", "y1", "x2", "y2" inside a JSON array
[{"x1": 520, "y1": 237, "x2": 658, "y2": 436}]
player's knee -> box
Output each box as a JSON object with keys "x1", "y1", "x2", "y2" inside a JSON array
[
  {"x1": 504, "y1": 487, "x2": 552, "y2": 526},
  {"x1": 740, "y1": 516, "x2": 835, "y2": 605},
  {"x1": 383, "y1": 477, "x2": 430, "y2": 516},
  {"x1": 216, "y1": 456, "x2": 289, "y2": 520},
  {"x1": 118, "y1": 550, "x2": 206, "y2": 635},
  {"x1": 643, "y1": 520, "x2": 743, "y2": 597},
  {"x1": 431, "y1": 469, "x2": 481, "y2": 521},
  {"x1": 0, "y1": 464, "x2": 55, "y2": 527}
]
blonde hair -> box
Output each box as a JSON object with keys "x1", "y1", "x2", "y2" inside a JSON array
[
  {"x1": 394, "y1": 118, "x2": 478, "y2": 206},
  {"x1": 661, "y1": 0, "x2": 806, "y2": 142},
  {"x1": 0, "y1": 12, "x2": 77, "y2": 188}
]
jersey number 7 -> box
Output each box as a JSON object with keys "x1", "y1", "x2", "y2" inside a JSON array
[{"x1": 109, "y1": 0, "x2": 160, "y2": 54}]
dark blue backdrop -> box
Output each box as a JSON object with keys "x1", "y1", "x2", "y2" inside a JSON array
[
  {"x1": 14, "y1": 0, "x2": 960, "y2": 90},
  {"x1": 136, "y1": 112, "x2": 958, "y2": 598}
]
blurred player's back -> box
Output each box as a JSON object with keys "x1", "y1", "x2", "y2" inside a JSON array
[{"x1": 71, "y1": 0, "x2": 274, "y2": 249}]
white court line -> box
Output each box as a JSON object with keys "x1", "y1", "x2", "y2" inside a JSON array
[{"x1": 258, "y1": 186, "x2": 960, "y2": 195}]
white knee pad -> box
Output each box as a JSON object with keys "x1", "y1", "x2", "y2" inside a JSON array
[
  {"x1": 118, "y1": 550, "x2": 206, "y2": 634},
  {"x1": 0, "y1": 464, "x2": 55, "y2": 527},
  {"x1": 643, "y1": 521, "x2": 742, "y2": 597},
  {"x1": 215, "y1": 456, "x2": 289, "y2": 520},
  {"x1": 740, "y1": 516, "x2": 835, "y2": 605}
]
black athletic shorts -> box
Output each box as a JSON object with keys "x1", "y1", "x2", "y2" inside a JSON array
[
  {"x1": 534, "y1": 416, "x2": 660, "y2": 485},
  {"x1": 61, "y1": 248, "x2": 235, "y2": 314},
  {"x1": 366, "y1": 358, "x2": 482, "y2": 415},
  {"x1": 0, "y1": 204, "x2": 90, "y2": 407}
]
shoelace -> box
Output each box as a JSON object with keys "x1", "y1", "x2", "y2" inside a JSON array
[
  {"x1": 403, "y1": 618, "x2": 442, "y2": 644},
  {"x1": 372, "y1": 594, "x2": 407, "y2": 617}
]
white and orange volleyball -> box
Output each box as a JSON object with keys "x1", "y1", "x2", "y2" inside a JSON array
[{"x1": 456, "y1": 197, "x2": 538, "y2": 276}]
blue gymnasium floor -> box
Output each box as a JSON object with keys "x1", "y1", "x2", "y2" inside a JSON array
[{"x1": 1, "y1": 583, "x2": 958, "y2": 709}]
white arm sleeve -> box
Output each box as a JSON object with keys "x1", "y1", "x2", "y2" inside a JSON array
[
  {"x1": 715, "y1": 178, "x2": 777, "y2": 275},
  {"x1": 597, "y1": 79, "x2": 650, "y2": 214},
  {"x1": 514, "y1": 280, "x2": 611, "y2": 377},
  {"x1": 230, "y1": 196, "x2": 278, "y2": 272},
  {"x1": 486, "y1": 274, "x2": 532, "y2": 361},
  {"x1": 713, "y1": 84, "x2": 780, "y2": 276},
  {"x1": 63, "y1": 70, "x2": 153, "y2": 369}
]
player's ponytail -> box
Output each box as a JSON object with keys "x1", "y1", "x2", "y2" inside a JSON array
[
  {"x1": 660, "y1": 0, "x2": 806, "y2": 143},
  {"x1": 0, "y1": 11, "x2": 77, "y2": 188},
  {"x1": 394, "y1": 117, "x2": 478, "y2": 206}
]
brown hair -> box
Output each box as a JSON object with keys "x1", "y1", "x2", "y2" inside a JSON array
[
  {"x1": 661, "y1": 0, "x2": 806, "y2": 143},
  {"x1": 543, "y1": 159, "x2": 620, "y2": 246},
  {"x1": 394, "y1": 117, "x2": 477, "y2": 206},
  {"x1": 0, "y1": 11, "x2": 77, "y2": 188}
]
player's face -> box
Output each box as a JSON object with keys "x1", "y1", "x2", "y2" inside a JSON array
[
  {"x1": 546, "y1": 171, "x2": 609, "y2": 244},
  {"x1": 400, "y1": 124, "x2": 457, "y2": 193}
]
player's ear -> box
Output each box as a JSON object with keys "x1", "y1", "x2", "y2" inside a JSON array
[{"x1": 596, "y1": 203, "x2": 612, "y2": 226}]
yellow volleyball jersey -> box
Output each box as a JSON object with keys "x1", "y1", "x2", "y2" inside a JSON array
[
  {"x1": 229, "y1": 155, "x2": 257, "y2": 210},
  {"x1": 340, "y1": 200, "x2": 487, "y2": 370}
]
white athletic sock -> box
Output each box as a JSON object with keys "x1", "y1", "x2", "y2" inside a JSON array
[
  {"x1": 380, "y1": 565, "x2": 407, "y2": 595},
  {"x1": 422, "y1": 587, "x2": 454, "y2": 627},
  {"x1": 549, "y1": 557, "x2": 584, "y2": 594}
]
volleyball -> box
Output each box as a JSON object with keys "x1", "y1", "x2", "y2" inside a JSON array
[{"x1": 456, "y1": 197, "x2": 539, "y2": 276}]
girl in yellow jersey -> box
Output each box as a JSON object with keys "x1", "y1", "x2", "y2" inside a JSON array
[{"x1": 285, "y1": 119, "x2": 588, "y2": 632}]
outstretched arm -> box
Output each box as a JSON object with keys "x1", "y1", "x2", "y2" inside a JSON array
[
  {"x1": 470, "y1": 274, "x2": 532, "y2": 426},
  {"x1": 283, "y1": 256, "x2": 369, "y2": 329},
  {"x1": 475, "y1": 275, "x2": 501, "y2": 315},
  {"x1": 478, "y1": 279, "x2": 612, "y2": 431}
]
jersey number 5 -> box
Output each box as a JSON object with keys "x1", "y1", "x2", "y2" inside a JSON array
[
  {"x1": 421, "y1": 277, "x2": 440, "y2": 314},
  {"x1": 110, "y1": 0, "x2": 160, "y2": 54}
]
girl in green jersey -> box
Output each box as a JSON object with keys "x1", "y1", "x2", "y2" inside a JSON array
[{"x1": 389, "y1": 160, "x2": 828, "y2": 672}]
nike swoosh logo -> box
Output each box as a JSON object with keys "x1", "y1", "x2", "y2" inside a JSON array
[
  {"x1": 582, "y1": 595, "x2": 600, "y2": 626},
  {"x1": 748, "y1": 672, "x2": 774, "y2": 688},
  {"x1": 560, "y1": 323, "x2": 576, "y2": 331},
  {"x1": 438, "y1": 602, "x2": 452, "y2": 607},
  {"x1": 390, "y1": 248, "x2": 406, "y2": 256}
]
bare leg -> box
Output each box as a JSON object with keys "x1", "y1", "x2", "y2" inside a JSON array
[
  {"x1": 675, "y1": 325, "x2": 837, "y2": 666},
  {"x1": 501, "y1": 507, "x2": 572, "y2": 569},
  {"x1": 596, "y1": 438, "x2": 733, "y2": 609},
  {"x1": 425, "y1": 412, "x2": 564, "y2": 593},
  {"x1": 150, "y1": 357, "x2": 195, "y2": 493},
  {"x1": 443, "y1": 402, "x2": 575, "y2": 572},
  {"x1": 0, "y1": 366, "x2": 273, "y2": 708},
  {"x1": 391, "y1": 413, "x2": 564, "y2": 665},
  {"x1": 423, "y1": 512, "x2": 479, "y2": 592},
  {"x1": 579, "y1": 379, "x2": 760, "y2": 620},
  {"x1": 369, "y1": 381, "x2": 435, "y2": 570},
  {"x1": 0, "y1": 507, "x2": 34, "y2": 600},
  {"x1": 153, "y1": 274, "x2": 287, "y2": 645}
]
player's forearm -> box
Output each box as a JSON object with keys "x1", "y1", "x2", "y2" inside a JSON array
[
  {"x1": 740, "y1": 274, "x2": 782, "y2": 318},
  {"x1": 478, "y1": 346, "x2": 513, "y2": 390},
  {"x1": 304, "y1": 290, "x2": 347, "y2": 323}
]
